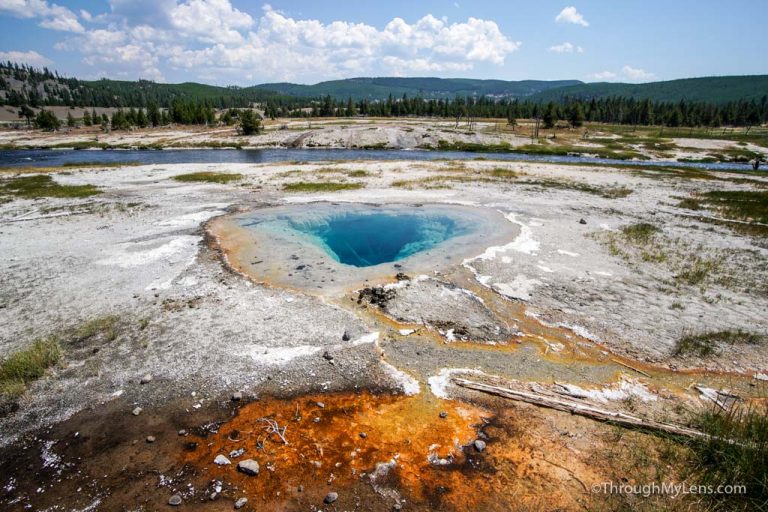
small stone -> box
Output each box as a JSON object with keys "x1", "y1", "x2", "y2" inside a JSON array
[
  {"x1": 140, "y1": 374, "x2": 153, "y2": 384},
  {"x1": 394, "y1": 504, "x2": 402, "y2": 511},
  {"x1": 237, "y1": 459, "x2": 260, "y2": 476},
  {"x1": 579, "y1": 218, "x2": 587, "y2": 225},
  {"x1": 316, "y1": 402, "x2": 325, "y2": 408},
  {"x1": 359, "y1": 432, "x2": 367, "y2": 439},
  {"x1": 322, "y1": 351, "x2": 334, "y2": 361},
  {"x1": 178, "y1": 429, "x2": 187, "y2": 436},
  {"x1": 146, "y1": 435, "x2": 156, "y2": 443},
  {"x1": 214, "y1": 454, "x2": 231, "y2": 466},
  {"x1": 473, "y1": 439, "x2": 487, "y2": 452},
  {"x1": 297, "y1": 485, "x2": 304, "y2": 492},
  {"x1": 324, "y1": 492, "x2": 338, "y2": 504},
  {"x1": 168, "y1": 494, "x2": 182, "y2": 506},
  {"x1": 342, "y1": 331, "x2": 351, "y2": 341},
  {"x1": 229, "y1": 448, "x2": 245, "y2": 458},
  {"x1": 234, "y1": 497, "x2": 248, "y2": 509},
  {"x1": 313, "y1": 417, "x2": 321, "y2": 423},
  {"x1": 132, "y1": 407, "x2": 143, "y2": 416},
  {"x1": 231, "y1": 391, "x2": 243, "y2": 401},
  {"x1": 439, "y1": 411, "x2": 448, "y2": 419}
]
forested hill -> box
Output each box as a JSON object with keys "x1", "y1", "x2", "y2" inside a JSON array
[
  {"x1": 248, "y1": 77, "x2": 582, "y2": 100},
  {"x1": 1, "y1": 61, "x2": 767, "y2": 109},
  {"x1": 529, "y1": 75, "x2": 768, "y2": 104}
]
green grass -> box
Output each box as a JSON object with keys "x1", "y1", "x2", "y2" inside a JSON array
[
  {"x1": 282, "y1": 181, "x2": 365, "y2": 192},
  {"x1": 173, "y1": 172, "x2": 243, "y2": 184},
  {"x1": 487, "y1": 167, "x2": 519, "y2": 179},
  {"x1": 520, "y1": 178, "x2": 633, "y2": 198},
  {"x1": 0, "y1": 174, "x2": 100, "y2": 199},
  {"x1": 677, "y1": 190, "x2": 768, "y2": 238},
  {"x1": 70, "y1": 315, "x2": 121, "y2": 344},
  {"x1": 347, "y1": 169, "x2": 370, "y2": 177},
  {"x1": 0, "y1": 338, "x2": 62, "y2": 398},
  {"x1": 515, "y1": 143, "x2": 647, "y2": 161},
  {"x1": 684, "y1": 404, "x2": 768, "y2": 511},
  {"x1": 620, "y1": 223, "x2": 661, "y2": 244},
  {"x1": 674, "y1": 330, "x2": 764, "y2": 357}
]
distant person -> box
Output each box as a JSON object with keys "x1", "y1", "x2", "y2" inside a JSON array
[{"x1": 752, "y1": 158, "x2": 762, "y2": 171}]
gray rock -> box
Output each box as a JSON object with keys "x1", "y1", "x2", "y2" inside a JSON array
[
  {"x1": 473, "y1": 439, "x2": 486, "y2": 452},
  {"x1": 168, "y1": 494, "x2": 182, "y2": 506},
  {"x1": 231, "y1": 391, "x2": 242, "y2": 401},
  {"x1": 229, "y1": 448, "x2": 245, "y2": 458},
  {"x1": 214, "y1": 454, "x2": 231, "y2": 466},
  {"x1": 146, "y1": 435, "x2": 156, "y2": 443},
  {"x1": 342, "y1": 330, "x2": 351, "y2": 341},
  {"x1": 439, "y1": 411, "x2": 448, "y2": 419},
  {"x1": 359, "y1": 432, "x2": 367, "y2": 439},
  {"x1": 132, "y1": 407, "x2": 143, "y2": 416},
  {"x1": 322, "y1": 351, "x2": 334, "y2": 361},
  {"x1": 316, "y1": 402, "x2": 325, "y2": 408},
  {"x1": 237, "y1": 459, "x2": 259, "y2": 476},
  {"x1": 234, "y1": 497, "x2": 248, "y2": 509},
  {"x1": 579, "y1": 218, "x2": 587, "y2": 225},
  {"x1": 324, "y1": 492, "x2": 338, "y2": 504},
  {"x1": 178, "y1": 429, "x2": 187, "y2": 436},
  {"x1": 140, "y1": 374, "x2": 152, "y2": 384}
]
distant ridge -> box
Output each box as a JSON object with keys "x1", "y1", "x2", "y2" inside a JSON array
[
  {"x1": 248, "y1": 77, "x2": 583, "y2": 100},
  {"x1": 528, "y1": 75, "x2": 768, "y2": 104}
]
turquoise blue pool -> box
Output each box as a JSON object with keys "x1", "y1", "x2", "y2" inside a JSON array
[{"x1": 288, "y1": 211, "x2": 467, "y2": 267}]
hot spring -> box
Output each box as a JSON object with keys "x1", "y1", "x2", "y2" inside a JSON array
[{"x1": 209, "y1": 203, "x2": 520, "y2": 292}]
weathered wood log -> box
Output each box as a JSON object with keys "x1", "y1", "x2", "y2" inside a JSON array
[{"x1": 452, "y1": 378, "x2": 710, "y2": 440}]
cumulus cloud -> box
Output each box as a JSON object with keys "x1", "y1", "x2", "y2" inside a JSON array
[
  {"x1": 6, "y1": 0, "x2": 521, "y2": 83},
  {"x1": 622, "y1": 65, "x2": 655, "y2": 81},
  {"x1": 0, "y1": 0, "x2": 85, "y2": 33},
  {"x1": 588, "y1": 70, "x2": 617, "y2": 80},
  {"x1": 587, "y1": 66, "x2": 656, "y2": 82},
  {"x1": 548, "y1": 42, "x2": 584, "y2": 53},
  {"x1": 0, "y1": 49, "x2": 52, "y2": 67},
  {"x1": 555, "y1": 6, "x2": 588, "y2": 27}
]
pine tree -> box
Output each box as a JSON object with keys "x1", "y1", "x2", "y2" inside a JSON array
[
  {"x1": 83, "y1": 109, "x2": 92, "y2": 126},
  {"x1": 67, "y1": 111, "x2": 76, "y2": 127}
]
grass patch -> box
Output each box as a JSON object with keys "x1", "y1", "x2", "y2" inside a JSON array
[
  {"x1": 674, "y1": 329, "x2": 764, "y2": 357},
  {"x1": 487, "y1": 167, "x2": 519, "y2": 179},
  {"x1": 346, "y1": 170, "x2": 370, "y2": 178},
  {"x1": 684, "y1": 404, "x2": 768, "y2": 511},
  {"x1": 677, "y1": 190, "x2": 768, "y2": 237},
  {"x1": 0, "y1": 162, "x2": 141, "y2": 174},
  {"x1": 0, "y1": 174, "x2": 100, "y2": 199},
  {"x1": 620, "y1": 223, "x2": 661, "y2": 244},
  {"x1": 520, "y1": 179, "x2": 633, "y2": 198},
  {"x1": 173, "y1": 172, "x2": 243, "y2": 184},
  {"x1": 0, "y1": 338, "x2": 62, "y2": 398},
  {"x1": 70, "y1": 315, "x2": 121, "y2": 344},
  {"x1": 282, "y1": 181, "x2": 365, "y2": 192}
]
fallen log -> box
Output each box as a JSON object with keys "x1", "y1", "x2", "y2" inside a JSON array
[{"x1": 452, "y1": 378, "x2": 710, "y2": 440}]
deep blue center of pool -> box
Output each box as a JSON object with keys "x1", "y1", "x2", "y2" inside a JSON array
[{"x1": 292, "y1": 212, "x2": 464, "y2": 267}]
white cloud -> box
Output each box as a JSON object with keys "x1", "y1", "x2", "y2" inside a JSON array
[
  {"x1": 622, "y1": 65, "x2": 655, "y2": 81},
  {"x1": 548, "y1": 42, "x2": 584, "y2": 53},
  {"x1": 0, "y1": 0, "x2": 85, "y2": 33},
  {"x1": 588, "y1": 70, "x2": 617, "y2": 80},
  {"x1": 18, "y1": 0, "x2": 521, "y2": 83},
  {"x1": 0, "y1": 50, "x2": 52, "y2": 67},
  {"x1": 555, "y1": 6, "x2": 588, "y2": 27}
]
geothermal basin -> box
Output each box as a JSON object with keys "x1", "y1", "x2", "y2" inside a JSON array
[{"x1": 208, "y1": 203, "x2": 520, "y2": 292}]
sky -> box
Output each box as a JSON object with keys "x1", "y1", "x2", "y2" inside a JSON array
[{"x1": 0, "y1": 0, "x2": 766, "y2": 86}]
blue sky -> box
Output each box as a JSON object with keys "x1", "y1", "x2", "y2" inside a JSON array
[{"x1": 0, "y1": 0, "x2": 765, "y2": 85}]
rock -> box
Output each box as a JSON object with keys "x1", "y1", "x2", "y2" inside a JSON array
[
  {"x1": 439, "y1": 411, "x2": 448, "y2": 419},
  {"x1": 473, "y1": 439, "x2": 487, "y2": 452},
  {"x1": 237, "y1": 459, "x2": 260, "y2": 476},
  {"x1": 231, "y1": 391, "x2": 243, "y2": 401},
  {"x1": 359, "y1": 432, "x2": 367, "y2": 439},
  {"x1": 297, "y1": 485, "x2": 304, "y2": 492},
  {"x1": 214, "y1": 454, "x2": 231, "y2": 466},
  {"x1": 178, "y1": 429, "x2": 187, "y2": 436},
  {"x1": 342, "y1": 330, "x2": 351, "y2": 341},
  {"x1": 132, "y1": 407, "x2": 143, "y2": 416},
  {"x1": 324, "y1": 492, "x2": 338, "y2": 504},
  {"x1": 313, "y1": 417, "x2": 321, "y2": 423},
  {"x1": 322, "y1": 351, "x2": 334, "y2": 361},
  {"x1": 394, "y1": 504, "x2": 402, "y2": 511},
  {"x1": 229, "y1": 448, "x2": 245, "y2": 458},
  {"x1": 146, "y1": 435, "x2": 156, "y2": 443},
  {"x1": 395, "y1": 272, "x2": 410, "y2": 281},
  {"x1": 234, "y1": 497, "x2": 248, "y2": 509},
  {"x1": 579, "y1": 218, "x2": 587, "y2": 225},
  {"x1": 168, "y1": 494, "x2": 182, "y2": 506},
  {"x1": 140, "y1": 374, "x2": 152, "y2": 384},
  {"x1": 316, "y1": 402, "x2": 325, "y2": 408}
]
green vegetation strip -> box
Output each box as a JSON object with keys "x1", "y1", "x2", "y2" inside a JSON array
[
  {"x1": 0, "y1": 338, "x2": 61, "y2": 398},
  {"x1": 0, "y1": 174, "x2": 100, "y2": 199},
  {"x1": 674, "y1": 330, "x2": 765, "y2": 357},
  {"x1": 173, "y1": 172, "x2": 243, "y2": 184},
  {"x1": 283, "y1": 182, "x2": 365, "y2": 192}
]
